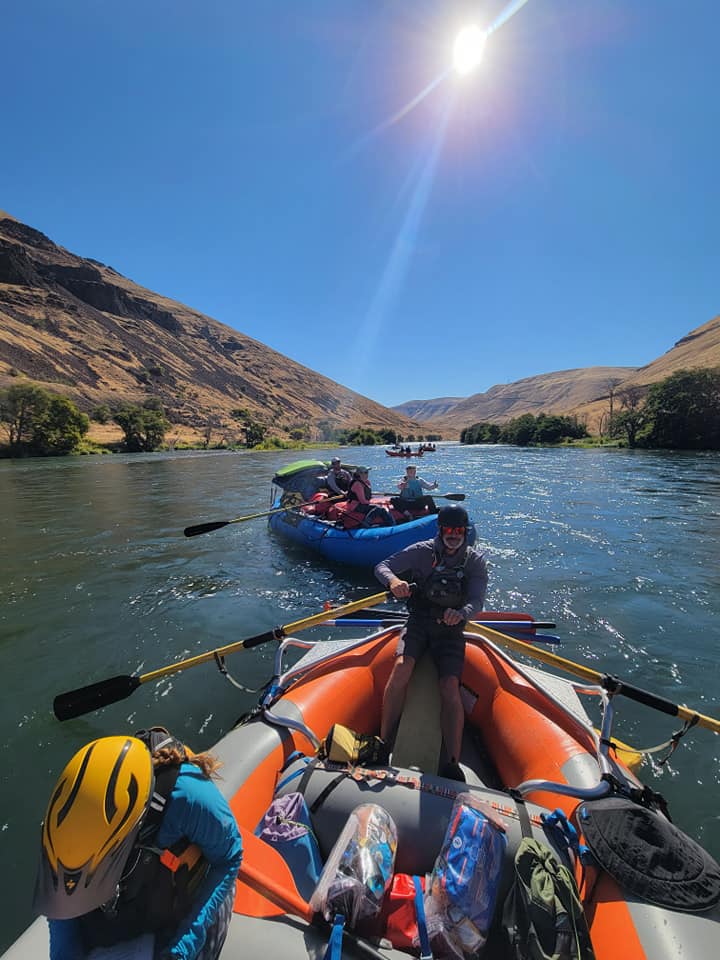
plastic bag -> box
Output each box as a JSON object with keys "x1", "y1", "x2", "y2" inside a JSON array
[
  {"x1": 423, "y1": 793, "x2": 507, "y2": 959},
  {"x1": 310, "y1": 803, "x2": 398, "y2": 927}
]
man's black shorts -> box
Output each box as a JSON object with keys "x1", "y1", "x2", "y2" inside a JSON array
[{"x1": 396, "y1": 615, "x2": 466, "y2": 679}]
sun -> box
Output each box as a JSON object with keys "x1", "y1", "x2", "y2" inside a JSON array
[{"x1": 452, "y1": 24, "x2": 487, "y2": 76}]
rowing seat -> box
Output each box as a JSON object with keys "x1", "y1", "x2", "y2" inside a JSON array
[{"x1": 391, "y1": 652, "x2": 442, "y2": 773}]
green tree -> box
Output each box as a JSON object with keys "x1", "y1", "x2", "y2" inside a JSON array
[
  {"x1": 0, "y1": 382, "x2": 49, "y2": 446},
  {"x1": 114, "y1": 401, "x2": 169, "y2": 452},
  {"x1": 0, "y1": 383, "x2": 88, "y2": 456},
  {"x1": 31, "y1": 397, "x2": 89, "y2": 455},
  {"x1": 91, "y1": 404, "x2": 112, "y2": 424},
  {"x1": 533, "y1": 414, "x2": 588, "y2": 444},
  {"x1": 243, "y1": 419, "x2": 267, "y2": 446},
  {"x1": 500, "y1": 413, "x2": 537, "y2": 446},
  {"x1": 229, "y1": 407, "x2": 267, "y2": 446},
  {"x1": 461, "y1": 422, "x2": 501, "y2": 444},
  {"x1": 642, "y1": 368, "x2": 720, "y2": 450},
  {"x1": 610, "y1": 386, "x2": 646, "y2": 448}
]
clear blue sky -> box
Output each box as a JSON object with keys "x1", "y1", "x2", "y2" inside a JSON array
[{"x1": 3, "y1": 1, "x2": 718, "y2": 407}]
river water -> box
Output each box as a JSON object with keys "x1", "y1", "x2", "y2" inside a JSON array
[{"x1": 1, "y1": 444, "x2": 719, "y2": 951}]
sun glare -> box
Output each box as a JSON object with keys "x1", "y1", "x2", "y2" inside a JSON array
[{"x1": 453, "y1": 24, "x2": 486, "y2": 76}]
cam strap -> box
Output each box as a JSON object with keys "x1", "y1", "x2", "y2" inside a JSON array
[
  {"x1": 413, "y1": 876, "x2": 433, "y2": 960},
  {"x1": 322, "y1": 913, "x2": 345, "y2": 960},
  {"x1": 509, "y1": 788, "x2": 532, "y2": 839}
]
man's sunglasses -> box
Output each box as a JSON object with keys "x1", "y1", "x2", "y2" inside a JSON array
[{"x1": 441, "y1": 525, "x2": 466, "y2": 536}]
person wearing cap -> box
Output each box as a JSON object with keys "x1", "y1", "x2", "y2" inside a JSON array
[
  {"x1": 324, "y1": 457, "x2": 352, "y2": 496},
  {"x1": 390, "y1": 464, "x2": 439, "y2": 516},
  {"x1": 34, "y1": 727, "x2": 243, "y2": 960},
  {"x1": 346, "y1": 467, "x2": 395, "y2": 526},
  {"x1": 374, "y1": 505, "x2": 488, "y2": 780}
]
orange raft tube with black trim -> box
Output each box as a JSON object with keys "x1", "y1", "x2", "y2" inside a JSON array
[{"x1": 200, "y1": 624, "x2": 719, "y2": 960}]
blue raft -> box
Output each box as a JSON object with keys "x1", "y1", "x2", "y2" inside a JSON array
[
  {"x1": 268, "y1": 459, "x2": 476, "y2": 568},
  {"x1": 268, "y1": 499, "x2": 441, "y2": 567}
]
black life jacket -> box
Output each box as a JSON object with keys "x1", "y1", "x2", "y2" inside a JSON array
[
  {"x1": 347, "y1": 478, "x2": 372, "y2": 506},
  {"x1": 328, "y1": 468, "x2": 351, "y2": 493},
  {"x1": 79, "y1": 764, "x2": 209, "y2": 950},
  {"x1": 410, "y1": 547, "x2": 470, "y2": 614}
]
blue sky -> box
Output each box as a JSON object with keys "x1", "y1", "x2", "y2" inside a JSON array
[{"x1": 3, "y1": 1, "x2": 718, "y2": 407}]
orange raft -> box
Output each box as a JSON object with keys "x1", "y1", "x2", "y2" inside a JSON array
[
  {"x1": 9, "y1": 623, "x2": 718, "y2": 960},
  {"x1": 206, "y1": 624, "x2": 719, "y2": 960}
]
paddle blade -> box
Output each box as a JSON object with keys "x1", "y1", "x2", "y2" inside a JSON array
[
  {"x1": 235, "y1": 827, "x2": 314, "y2": 922},
  {"x1": 440, "y1": 492, "x2": 465, "y2": 501},
  {"x1": 184, "y1": 520, "x2": 230, "y2": 537},
  {"x1": 54, "y1": 674, "x2": 141, "y2": 721}
]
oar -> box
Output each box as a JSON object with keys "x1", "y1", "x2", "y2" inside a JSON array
[
  {"x1": 184, "y1": 495, "x2": 345, "y2": 537},
  {"x1": 328, "y1": 619, "x2": 561, "y2": 645},
  {"x1": 53, "y1": 591, "x2": 390, "y2": 721},
  {"x1": 465, "y1": 622, "x2": 720, "y2": 735},
  {"x1": 380, "y1": 491, "x2": 466, "y2": 501},
  {"x1": 327, "y1": 616, "x2": 557, "y2": 631},
  {"x1": 331, "y1": 608, "x2": 556, "y2": 630}
]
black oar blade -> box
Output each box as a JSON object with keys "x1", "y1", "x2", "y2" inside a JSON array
[
  {"x1": 441, "y1": 493, "x2": 465, "y2": 501},
  {"x1": 54, "y1": 675, "x2": 142, "y2": 721},
  {"x1": 184, "y1": 521, "x2": 230, "y2": 538}
]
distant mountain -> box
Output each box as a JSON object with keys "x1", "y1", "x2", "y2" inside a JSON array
[
  {"x1": 0, "y1": 212, "x2": 419, "y2": 439},
  {"x1": 394, "y1": 367, "x2": 635, "y2": 436},
  {"x1": 392, "y1": 397, "x2": 466, "y2": 421},
  {"x1": 393, "y1": 314, "x2": 720, "y2": 436}
]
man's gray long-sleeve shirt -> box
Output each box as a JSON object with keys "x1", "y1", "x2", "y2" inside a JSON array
[{"x1": 375, "y1": 537, "x2": 488, "y2": 621}]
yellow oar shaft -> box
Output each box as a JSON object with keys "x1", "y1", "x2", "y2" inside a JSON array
[
  {"x1": 139, "y1": 591, "x2": 391, "y2": 685},
  {"x1": 466, "y1": 621, "x2": 720, "y2": 735}
]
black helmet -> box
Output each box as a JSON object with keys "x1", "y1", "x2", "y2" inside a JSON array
[
  {"x1": 437, "y1": 505, "x2": 469, "y2": 528},
  {"x1": 330, "y1": 457, "x2": 341, "y2": 465}
]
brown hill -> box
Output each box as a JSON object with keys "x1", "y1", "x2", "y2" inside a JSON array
[
  {"x1": 406, "y1": 366, "x2": 635, "y2": 437},
  {"x1": 570, "y1": 314, "x2": 720, "y2": 431},
  {"x1": 396, "y1": 314, "x2": 720, "y2": 437},
  {"x1": 0, "y1": 212, "x2": 419, "y2": 443},
  {"x1": 393, "y1": 397, "x2": 466, "y2": 421}
]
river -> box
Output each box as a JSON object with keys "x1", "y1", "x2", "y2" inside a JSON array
[{"x1": 1, "y1": 444, "x2": 719, "y2": 952}]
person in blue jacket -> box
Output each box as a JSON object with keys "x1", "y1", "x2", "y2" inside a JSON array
[
  {"x1": 33, "y1": 727, "x2": 243, "y2": 960},
  {"x1": 390, "y1": 464, "x2": 439, "y2": 516}
]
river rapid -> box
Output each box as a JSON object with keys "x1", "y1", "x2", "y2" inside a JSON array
[{"x1": 1, "y1": 444, "x2": 719, "y2": 951}]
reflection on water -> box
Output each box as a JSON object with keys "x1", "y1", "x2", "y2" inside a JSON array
[{"x1": 1, "y1": 446, "x2": 719, "y2": 950}]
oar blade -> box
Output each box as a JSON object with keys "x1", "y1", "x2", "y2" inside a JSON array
[
  {"x1": 440, "y1": 492, "x2": 465, "y2": 501},
  {"x1": 54, "y1": 675, "x2": 142, "y2": 721},
  {"x1": 184, "y1": 520, "x2": 230, "y2": 538}
]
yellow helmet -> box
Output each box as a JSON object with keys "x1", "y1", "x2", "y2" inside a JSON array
[{"x1": 33, "y1": 736, "x2": 153, "y2": 919}]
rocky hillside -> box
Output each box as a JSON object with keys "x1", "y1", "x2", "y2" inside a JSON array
[
  {"x1": 397, "y1": 366, "x2": 635, "y2": 436},
  {"x1": 392, "y1": 397, "x2": 467, "y2": 421},
  {"x1": 395, "y1": 315, "x2": 720, "y2": 436},
  {"x1": 570, "y1": 313, "x2": 720, "y2": 430},
  {"x1": 0, "y1": 211, "x2": 419, "y2": 441}
]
